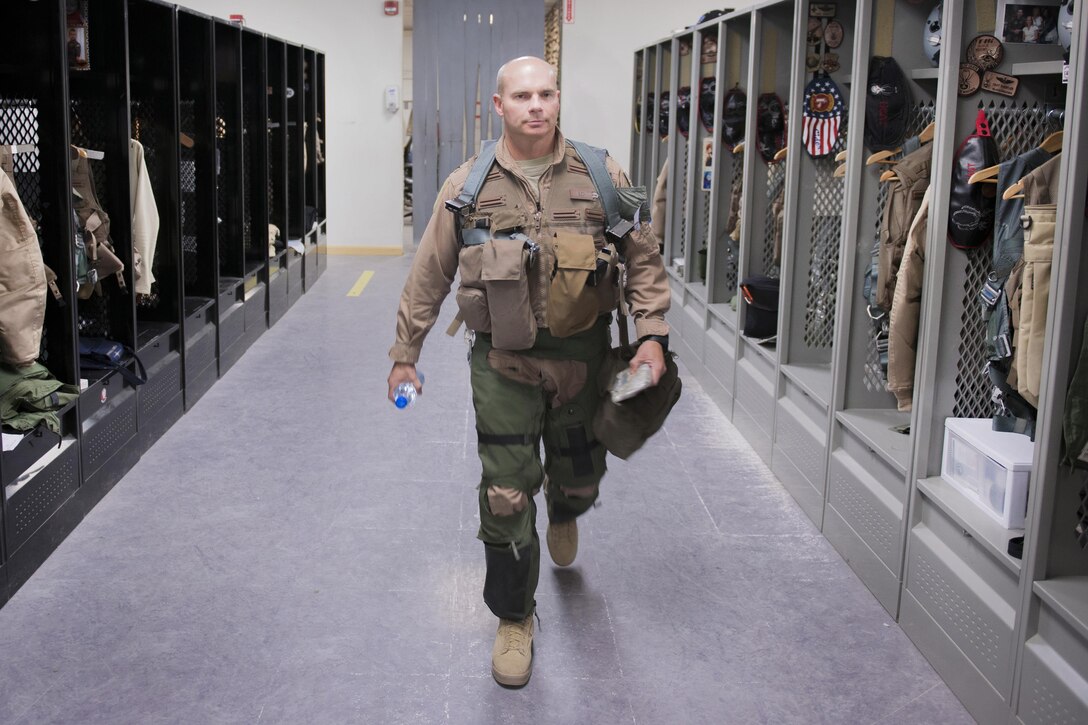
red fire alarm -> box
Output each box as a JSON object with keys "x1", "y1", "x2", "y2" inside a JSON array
[{"x1": 384, "y1": 1, "x2": 399, "y2": 16}]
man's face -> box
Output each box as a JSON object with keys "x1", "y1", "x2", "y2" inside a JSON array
[{"x1": 493, "y1": 60, "x2": 560, "y2": 146}]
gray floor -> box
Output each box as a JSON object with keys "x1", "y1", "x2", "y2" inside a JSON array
[{"x1": 0, "y1": 254, "x2": 976, "y2": 724}]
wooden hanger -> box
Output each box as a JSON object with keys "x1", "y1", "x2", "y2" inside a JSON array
[
  {"x1": 1003, "y1": 179, "x2": 1025, "y2": 200},
  {"x1": 733, "y1": 142, "x2": 745, "y2": 155},
  {"x1": 968, "y1": 165, "x2": 1000, "y2": 184},
  {"x1": 880, "y1": 169, "x2": 897, "y2": 182},
  {"x1": 834, "y1": 149, "x2": 848, "y2": 162},
  {"x1": 71, "y1": 144, "x2": 105, "y2": 160},
  {"x1": 919, "y1": 122, "x2": 935, "y2": 143},
  {"x1": 179, "y1": 132, "x2": 195, "y2": 149},
  {"x1": 1039, "y1": 130, "x2": 1063, "y2": 153},
  {"x1": 969, "y1": 130, "x2": 1060, "y2": 185},
  {"x1": 773, "y1": 146, "x2": 788, "y2": 162},
  {"x1": 833, "y1": 163, "x2": 846, "y2": 178},
  {"x1": 866, "y1": 149, "x2": 899, "y2": 165}
]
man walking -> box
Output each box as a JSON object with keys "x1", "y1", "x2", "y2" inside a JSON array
[{"x1": 387, "y1": 56, "x2": 670, "y2": 687}]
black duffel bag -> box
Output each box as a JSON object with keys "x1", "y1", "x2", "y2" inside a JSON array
[{"x1": 740, "y1": 275, "x2": 780, "y2": 339}]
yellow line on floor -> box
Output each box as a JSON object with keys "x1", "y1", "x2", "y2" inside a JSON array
[{"x1": 347, "y1": 270, "x2": 374, "y2": 297}]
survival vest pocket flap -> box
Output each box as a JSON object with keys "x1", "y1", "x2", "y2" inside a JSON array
[
  {"x1": 552, "y1": 231, "x2": 597, "y2": 271},
  {"x1": 481, "y1": 237, "x2": 527, "y2": 281}
]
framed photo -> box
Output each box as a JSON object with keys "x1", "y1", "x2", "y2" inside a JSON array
[
  {"x1": 701, "y1": 138, "x2": 714, "y2": 191},
  {"x1": 997, "y1": 1, "x2": 1061, "y2": 44},
  {"x1": 66, "y1": 0, "x2": 90, "y2": 70}
]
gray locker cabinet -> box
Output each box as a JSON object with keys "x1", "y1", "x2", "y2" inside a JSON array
[
  {"x1": 822, "y1": 0, "x2": 941, "y2": 620},
  {"x1": 726, "y1": 1, "x2": 796, "y2": 464},
  {"x1": 699, "y1": 14, "x2": 752, "y2": 414},
  {"x1": 900, "y1": 2, "x2": 1078, "y2": 723},
  {"x1": 770, "y1": 0, "x2": 861, "y2": 528},
  {"x1": 1010, "y1": 2, "x2": 1088, "y2": 722},
  {"x1": 638, "y1": 1, "x2": 1088, "y2": 720},
  {"x1": 631, "y1": 49, "x2": 645, "y2": 185}
]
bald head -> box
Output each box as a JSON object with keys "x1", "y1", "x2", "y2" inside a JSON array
[{"x1": 495, "y1": 56, "x2": 557, "y2": 96}]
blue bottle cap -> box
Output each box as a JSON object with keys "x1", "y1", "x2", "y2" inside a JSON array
[{"x1": 394, "y1": 395, "x2": 408, "y2": 409}]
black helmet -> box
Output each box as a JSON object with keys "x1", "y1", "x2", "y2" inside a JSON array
[
  {"x1": 676, "y1": 86, "x2": 692, "y2": 139},
  {"x1": 699, "y1": 77, "x2": 716, "y2": 132},
  {"x1": 756, "y1": 93, "x2": 786, "y2": 162},
  {"x1": 721, "y1": 86, "x2": 746, "y2": 150}
]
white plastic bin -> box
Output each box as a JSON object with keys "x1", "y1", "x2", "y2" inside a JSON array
[{"x1": 941, "y1": 417, "x2": 1034, "y2": 529}]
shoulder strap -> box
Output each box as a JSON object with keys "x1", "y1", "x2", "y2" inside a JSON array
[
  {"x1": 452, "y1": 139, "x2": 498, "y2": 210},
  {"x1": 567, "y1": 139, "x2": 622, "y2": 231}
]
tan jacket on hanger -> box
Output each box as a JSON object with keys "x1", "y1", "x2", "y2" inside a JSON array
[
  {"x1": 129, "y1": 139, "x2": 159, "y2": 295},
  {"x1": 0, "y1": 148, "x2": 46, "y2": 367},
  {"x1": 1013, "y1": 152, "x2": 1062, "y2": 407},
  {"x1": 886, "y1": 185, "x2": 932, "y2": 412}
]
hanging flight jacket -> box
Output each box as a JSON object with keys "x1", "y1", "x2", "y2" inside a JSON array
[
  {"x1": 981, "y1": 147, "x2": 1053, "y2": 362},
  {"x1": 129, "y1": 138, "x2": 159, "y2": 295},
  {"x1": 886, "y1": 185, "x2": 932, "y2": 411},
  {"x1": 71, "y1": 148, "x2": 126, "y2": 299},
  {"x1": 861, "y1": 133, "x2": 924, "y2": 382},
  {"x1": 987, "y1": 153, "x2": 1062, "y2": 437},
  {"x1": 0, "y1": 147, "x2": 47, "y2": 368},
  {"x1": 876, "y1": 142, "x2": 932, "y2": 311},
  {"x1": 1012, "y1": 153, "x2": 1062, "y2": 409}
]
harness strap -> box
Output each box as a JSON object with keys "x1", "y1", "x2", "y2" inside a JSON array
[
  {"x1": 455, "y1": 140, "x2": 498, "y2": 210},
  {"x1": 567, "y1": 139, "x2": 620, "y2": 230},
  {"x1": 559, "y1": 426, "x2": 600, "y2": 478},
  {"x1": 477, "y1": 430, "x2": 535, "y2": 446}
]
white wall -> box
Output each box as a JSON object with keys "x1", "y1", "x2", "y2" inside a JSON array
[
  {"x1": 174, "y1": 0, "x2": 405, "y2": 249},
  {"x1": 559, "y1": 0, "x2": 759, "y2": 173}
]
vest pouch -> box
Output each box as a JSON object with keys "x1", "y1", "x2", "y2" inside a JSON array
[
  {"x1": 481, "y1": 237, "x2": 536, "y2": 350},
  {"x1": 548, "y1": 231, "x2": 599, "y2": 338},
  {"x1": 455, "y1": 286, "x2": 491, "y2": 333}
]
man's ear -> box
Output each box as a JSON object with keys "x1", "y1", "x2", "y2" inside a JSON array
[{"x1": 492, "y1": 93, "x2": 503, "y2": 117}]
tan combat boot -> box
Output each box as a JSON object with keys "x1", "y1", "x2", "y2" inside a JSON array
[
  {"x1": 547, "y1": 518, "x2": 578, "y2": 566},
  {"x1": 491, "y1": 613, "x2": 535, "y2": 687}
]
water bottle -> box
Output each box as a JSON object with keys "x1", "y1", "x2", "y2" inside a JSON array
[{"x1": 393, "y1": 372, "x2": 424, "y2": 409}]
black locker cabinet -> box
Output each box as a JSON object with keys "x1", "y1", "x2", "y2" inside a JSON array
[
  {"x1": 240, "y1": 27, "x2": 270, "y2": 353},
  {"x1": 285, "y1": 42, "x2": 305, "y2": 304},
  {"x1": 129, "y1": 0, "x2": 185, "y2": 452},
  {"x1": 1, "y1": 0, "x2": 82, "y2": 600},
  {"x1": 266, "y1": 37, "x2": 290, "y2": 326},
  {"x1": 177, "y1": 8, "x2": 219, "y2": 408},
  {"x1": 303, "y1": 47, "x2": 321, "y2": 287},
  {"x1": 316, "y1": 51, "x2": 328, "y2": 274},
  {"x1": 1, "y1": 0, "x2": 329, "y2": 611},
  {"x1": 71, "y1": 0, "x2": 141, "y2": 507},
  {"x1": 214, "y1": 19, "x2": 246, "y2": 375}
]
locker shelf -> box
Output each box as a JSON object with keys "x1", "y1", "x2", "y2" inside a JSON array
[
  {"x1": 780, "y1": 362, "x2": 831, "y2": 409},
  {"x1": 909, "y1": 68, "x2": 940, "y2": 80},
  {"x1": 1033, "y1": 577, "x2": 1088, "y2": 643},
  {"x1": 1008, "y1": 60, "x2": 1067, "y2": 76},
  {"x1": 917, "y1": 476, "x2": 1024, "y2": 576},
  {"x1": 707, "y1": 302, "x2": 737, "y2": 330},
  {"x1": 835, "y1": 408, "x2": 912, "y2": 475}
]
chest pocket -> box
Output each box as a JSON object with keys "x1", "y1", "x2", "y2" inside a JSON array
[{"x1": 548, "y1": 231, "x2": 600, "y2": 338}]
